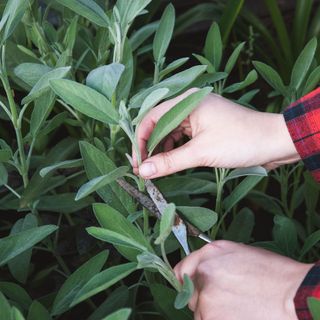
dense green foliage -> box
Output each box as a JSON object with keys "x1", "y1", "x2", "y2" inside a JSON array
[{"x1": 0, "y1": 0, "x2": 320, "y2": 319}]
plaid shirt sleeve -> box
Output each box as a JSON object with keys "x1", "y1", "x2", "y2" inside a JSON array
[
  {"x1": 284, "y1": 88, "x2": 320, "y2": 319},
  {"x1": 283, "y1": 87, "x2": 320, "y2": 182},
  {"x1": 294, "y1": 262, "x2": 320, "y2": 320}
]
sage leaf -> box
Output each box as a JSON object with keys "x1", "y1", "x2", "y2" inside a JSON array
[
  {"x1": 147, "y1": 87, "x2": 212, "y2": 154},
  {"x1": 177, "y1": 206, "x2": 218, "y2": 232},
  {"x1": 253, "y1": 61, "x2": 287, "y2": 96},
  {"x1": 174, "y1": 274, "x2": 194, "y2": 310},
  {"x1": 290, "y1": 37, "x2": 317, "y2": 90},
  {"x1": 101, "y1": 309, "x2": 131, "y2": 320},
  {"x1": 0, "y1": 292, "x2": 11, "y2": 320},
  {"x1": 40, "y1": 159, "x2": 83, "y2": 177},
  {"x1": 223, "y1": 176, "x2": 264, "y2": 212},
  {"x1": 153, "y1": 4, "x2": 175, "y2": 63},
  {"x1": 307, "y1": 297, "x2": 320, "y2": 319},
  {"x1": 204, "y1": 22, "x2": 222, "y2": 71},
  {"x1": 224, "y1": 166, "x2": 268, "y2": 182},
  {"x1": 273, "y1": 216, "x2": 298, "y2": 257},
  {"x1": 55, "y1": 0, "x2": 109, "y2": 27},
  {"x1": 225, "y1": 42, "x2": 245, "y2": 74},
  {"x1": 87, "y1": 227, "x2": 148, "y2": 252},
  {"x1": 224, "y1": 208, "x2": 255, "y2": 243},
  {"x1": 159, "y1": 57, "x2": 189, "y2": 80},
  {"x1": 130, "y1": 65, "x2": 207, "y2": 108},
  {"x1": 223, "y1": 70, "x2": 257, "y2": 93},
  {"x1": 0, "y1": 163, "x2": 8, "y2": 186},
  {"x1": 0, "y1": 0, "x2": 29, "y2": 45},
  {"x1": 155, "y1": 203, "x2": 176, "y2": 244},
  {"x1": 302, "y1": 65, "x2": 320, "y2": 96},
  {"x1": 51, "y1": 251, "x2": 109, "y2": 316},
  {"x1": 14, "y1": 63, "x2": 52, "y2": 88},
  {"x1": 86, "y1": 63, "x2": 125, "y2": 100},
  {"x1": 130, "y1": 21, "x2": 158, "y2": 51},
  {"x1": 0, "y1": 225, "x2": 58, "y2": 266},
  {"x1": 132, "y1": 88, "x2": 169, "y2": 125},
  {"x1": 193, "y1": 54, "x2": 215, "y2": 73},
  {"x1": 22, "y1": 67, "x2": 71, "y2": 104},
  {"x1": 93, "y1": 203, "x2": 152, "y2": 261},
  {"x1": 0, "y1": 282, "x2": 32, "y2": 310},
  {"x1": 299, "y1": 230, "x2": 320, "y2": 259},
  {"x1": 71, "y1": 263, "x2": 137, "y2": 307},
  {"x1": 75, "y1": 166, "x2": 128, "y2": 201},
  {"x1": 50, "y1": 79, "x2": 119, "y2": 124},
  {"x1": 27, "y1": 301, "x2": 51, "y2": 320}
]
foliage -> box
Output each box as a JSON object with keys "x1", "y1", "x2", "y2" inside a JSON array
[{"x1": 0, "y1": 0, "x2": 319, "y2": 319}]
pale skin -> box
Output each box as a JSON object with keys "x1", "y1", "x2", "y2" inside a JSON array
[{"x1": 132, "y1": 89, "x2": 314, "y2": 319}]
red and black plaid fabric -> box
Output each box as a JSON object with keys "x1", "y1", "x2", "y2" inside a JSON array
[
  {"x1": 284, "y1": 88, "x2": 320, "y2": 319},
  {"x1": 294, "y1": 262, "x2": 320, "y2": 320},
  {"x1": 284, "y1": 87, "x2": 320, "y2": 182}
]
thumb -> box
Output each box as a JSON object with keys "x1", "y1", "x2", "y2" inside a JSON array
[{"x1": 138, "y1": 141, "x2": 200, "y2": 179}]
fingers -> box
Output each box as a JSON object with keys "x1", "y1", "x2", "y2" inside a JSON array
[
  {"x1": 138, "y1": 139, "x2": 201, "y2": 179},
  {"x1": 132, "y1": 88, "x2": 199, "y2": 169}
]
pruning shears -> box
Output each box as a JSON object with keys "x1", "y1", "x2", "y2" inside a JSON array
[{"x1": 117, "y1": 178, "x2": 213, "y2": 256}]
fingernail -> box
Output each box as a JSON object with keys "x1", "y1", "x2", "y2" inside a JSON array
[{"x1": 139, "y1": 162, "x2": 156, "y2": 178}]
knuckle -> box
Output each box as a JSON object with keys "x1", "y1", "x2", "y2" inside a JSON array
[{"x1": 162, "y1": 151, "x2": 175, "y2": 171}]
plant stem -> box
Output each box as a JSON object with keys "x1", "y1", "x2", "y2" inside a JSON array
[
  {"x1": 4, "y1": 184, "x2": 21, "y2": 199},
  {"x1": 160, "y1": 241, "x2": 171, "y2": 269}
]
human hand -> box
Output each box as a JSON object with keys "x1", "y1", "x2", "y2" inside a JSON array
[
  {"x1": 174, "y1": 240, "x2": 313, "y2": 320},
  {"x1": 133, "y1": 89, "x2": 300, "y2": 179}
]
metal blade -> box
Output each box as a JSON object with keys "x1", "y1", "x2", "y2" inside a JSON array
[{"x1": 145, "y1": 179, "x2": 191, "y2": 255}]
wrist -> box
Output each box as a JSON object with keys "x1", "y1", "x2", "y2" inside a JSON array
[{"x1": 263, "y1": 113, "x2": 301, "y2": 167}]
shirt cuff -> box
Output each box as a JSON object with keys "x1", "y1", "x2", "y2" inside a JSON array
[
  {"x1": 294, "y1": 262, "x2": 320, "y2": 320},
  {"x1": 283, "y1": 87, "x2": 320, "y2": 182}
]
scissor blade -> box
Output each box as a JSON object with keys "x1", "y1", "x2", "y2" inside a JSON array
[{"x1": 145, "y1": 179, "x2": 191, "y2": 255}]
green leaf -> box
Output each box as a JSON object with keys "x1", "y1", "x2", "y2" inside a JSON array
[
  {"x1": 22, "y1": 67, "x2": 71, "y2": 104},
  {"x1": 159, "y1": 58, "x2": 189, "y2": 80},
  {"x1": 101, "y1": 309, "x2": 131, "y2": 320},
  {"x1": 219, "y1": 0, "x2": 245, "y2": 44},
  {"x1": 0, "y1": 292, "x2": 11, "y2": 320},
  {"x1": 302, "y1": 66, "x2": 320, "y2": 96},
  {"x1": 93, "y1": 203, "x2": 152, "y2": 261},
  {"x1": 11, "y1": 307, "x2": 25, "y2": 320},
  {"x1": 204, "y1": 22, "x2": 222, "y2": 71},
  {"x1": 133, "y1": 88, "x2": 169, "y2": 125},
  {"x1": 80, "y1": 142, "x2": 135, "y2": 215},
  {"x1": 0, "y1": 225, "x2": 57, "y2": 266},
  {"x1": 223, "y1": 176, "x2": 264, "y2": 212},
  {"x1": 130, "y1": 65, "x2": 207, "y2": 108},
  {"x1": 147, "y1": 87, "x2": 212, "y2": 154},
  {"x1": 0, "y1": 0, "x2": 29, "y2": 45},
  {"x1": 87, "y1": 227, "x2": 148, "y2": 252},
  {"x1": 290, "y1": 38, "x2": 318, "y2": 90},
  {"x1": 40, "y1": 159, "x2": 83, "y2": 177},
  {"x1": 8, "y1": 214, "x2": 37, "y2": 284},
  {"x1": 177, "y1": 206, "x2": 218, "y2": 232},
  {"x1": 0, "y1": 282, "x2": 32, "y2": 311},
  {"x1": 299, "y1": 230, "x2": 320, "y2": 259},
  {"x1": 273, "y1": 216, "x2": 298, "y2": 257},
  {"x1": 174, "y1": 274, "x2": 194, "y2": 310},
  {"x1": 71, "y1": 263, "x2": 137, "y2": 307},
  {"x1": 76, "y1": 167, "x2": 128, "y2": 201},
  {"x1": 224, "y1": 166, "x2": 268, "y2": 182},
  {"x1": 308, "y1": 297, "x2": 320, "y2": 320},
  {"x1": 50, "y1": 79, "x2": 119, "y2": 124},
  {"x1": 0, "y1": 163, "x2": 8, "y2": 186},
  {"x1": 155, "y1": 203, "x2": 176, "y2": 244},
  {"x1": 86, "y1": 63, "x2": 125, "y2": 100},
  {"x1": 51, "y1": 251, "x2": 109, "y2": 316},
  {"x1": 14, "y1": 63, "x2": 52, "y2": 88},
  {"x1": 225, "y1": 42, "x2": 245, "y2": 74},
  {"x1": 192, "y1": 54, "x2": 215, "y2": 73},
  {"x1": 253, "y1": 61, "x2": 287, "y2": 96},
  {"x1": 224, "y1": 208, "x2": 255, "y2": 243},
  {"x1": 88, "y1": 286, "x2": 129, "y2": 320},
  {"x1": 27, "y1": 301, "x2": 51, "y2": 320},
  {"x1": 223, "y1": 70, "x2": 257, "y2": 93},
  {"x1": 55, "y1": 0, "x2": 109, "y2": 27},
  {"x1": 153, "y1": 4, "x2": 175, "y2": 63},
  {"x1": 150, "y1": 284, "x2": 193, "y2": 320},
  {"x1": 130, "y1": 21, "x2": 158, "y2": 51}
]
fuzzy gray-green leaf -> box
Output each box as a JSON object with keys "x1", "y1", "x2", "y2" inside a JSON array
[{"x1": 147, "y1": 87, "x2": 212, "y2": 154}]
